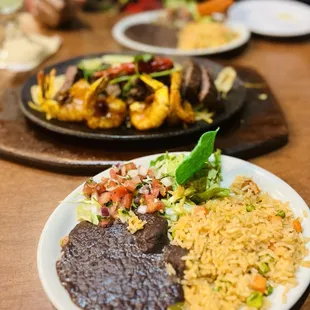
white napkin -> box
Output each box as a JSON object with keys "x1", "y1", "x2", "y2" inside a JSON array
[{"x1": 0, "y1": 33, "x2": 62, "y2": 72}]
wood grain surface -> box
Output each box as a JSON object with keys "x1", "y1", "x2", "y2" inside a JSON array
[{"x1": 0, "y1": 12, "x2": 309, "y2": 310}]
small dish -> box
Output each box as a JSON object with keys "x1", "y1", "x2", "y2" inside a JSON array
[{"x1": 228, "y1": 0, "x2": 310, "y2": 37}]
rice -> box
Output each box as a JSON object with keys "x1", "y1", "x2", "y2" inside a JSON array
[
  {"x1": 170, "y1": 177, "x2": 309, "y2": 310},
  {"x1": 178, "y1": 21, "x2": 239, "y2": 50}
]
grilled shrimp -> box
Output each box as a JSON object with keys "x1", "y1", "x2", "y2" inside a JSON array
[
  {"x1": 167, "y1": 71, "x2": 195, "y2": 125},
  {"x1": 84, "y1": 77, "x2": 126, "y2": 129},
  {"x1": 37, "y1": 69, "x2": 56, "y2": 103},
  {"x1": 129, "y1": 74, "x2": 170, "y2": 130},
  {"x1": 35, "y1": 70, "x2": 89, "y2": 121}
]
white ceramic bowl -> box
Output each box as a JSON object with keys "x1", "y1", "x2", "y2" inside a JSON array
[{"x1": 37, "y1": 154, "x2": 310, "y2": 310}]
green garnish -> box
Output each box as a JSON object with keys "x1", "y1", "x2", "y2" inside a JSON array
[
  {"x1": 109, "y1": 68, "x2": 177, "y2": 85},
  {"x1": 276, "y1": 210, "x2": 286, "y2": 218},
  {"x1": 110, "y1": 75, "x2": 132, "y2": 84},
  {"x1": 192, "y1": 186, "x2": 230, "y2": 203},
  {"x1": 148, "y1": 68, "x2": 178, "y2": 78},
  {"x1": 134, "y1": 53, "x2": 154, "y2": 64},
  {"x1": 258, "y1": 262, "x2": 270, "y2": 275},
  {"x1": 246, "y1": 205, "x2": 256, "y2": 212},
  {"x1": 86, "y1": 177, "x2": 95, "y2": 184},
  {"x1": 175, "y1": 129, "x2": 219, "y2": 185},
  {"x1": 122, "y1": 76, "x2": 137, "y2": 97},
  {"x1": 78, "y1": 61, "x2": 110, "y2": 80},
  {"x1": 265, "y1": 284, "x2": 274, "y2": 296},
  {"x1": 105, "y1": 201, "x2": 112, "y2": 207},
  {"x1": 246, "y1": 291, "x2": 264, "y2": 308}
]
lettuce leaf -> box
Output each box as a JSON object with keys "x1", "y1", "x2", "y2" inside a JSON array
[
  {"x1": 76, "y1": 198, "x2": 101, "y2": 225},
  {"x1": 175, "y1": 129, "x2": 219, "y2": 185}
]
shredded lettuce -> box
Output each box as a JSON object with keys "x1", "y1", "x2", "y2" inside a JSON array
[
  {"x1": 76, "y1": 197, "x2": 102, "y2": 225},
  {"x1": 151, "y1": 148, "x2": 229, "y2": 223},
  {"x1": 150, "y1": 152, "x2": 185, "y2": 182}
]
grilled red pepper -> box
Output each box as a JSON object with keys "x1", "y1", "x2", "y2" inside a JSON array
[{"x1": 93, "y1": 56, "x2": 174, "y2": 79}]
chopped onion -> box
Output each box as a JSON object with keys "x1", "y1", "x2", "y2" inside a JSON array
[
  {"x1": 137, "y1": 205, "x2": 147, "y2": 214},
  {"x1": 139, "y1": 186, "x2": 149, "y2": 195},
  {"x1": 161, "y1": 177, "x2": 173, "y2": 187},
  {"x1": 112, "y1": 165, "x2": 120, "y2": 173},
  {"x1": 121, "y1": 165, "x2": 126, "y2": 176},
  {"x1": 138, "y1": 165, "x2": 148, "y2": 177},
  {"x1": 127, "y1": 169, "x2": 139, "y2": 178}
]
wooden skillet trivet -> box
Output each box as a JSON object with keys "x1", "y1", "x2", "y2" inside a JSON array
[{"x1": 0, "y1": 66, "x2": 288, "y2": 175}]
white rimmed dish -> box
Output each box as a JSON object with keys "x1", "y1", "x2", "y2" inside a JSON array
[
  {"x1": 37, "y1": 154, "x2": 310, "y2": 310},
  {"x1": 112, "y1": 10, "x2": 250, "y2": 56},
  {"x1": 228, "y1": 0, "x2": 310, "y2": 37}
]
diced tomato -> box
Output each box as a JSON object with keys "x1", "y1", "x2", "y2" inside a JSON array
[
  {"x1": 111, "y1": 186, "x2": 128, "y2": 202},
  {"x1": 83, "y1": 180, "x2": 97, "y2": 197},
  {"x1": 119, "y1": 193, "x2": 133, "y2": 209},
  {"x1": 159, "y1": 186, "x2": 167, "y2": 197},
  {"x1": 109, "y1": 168, "x2": 118, "y2": 179},
  {"x1": 151, "y1": 179, "x2": 161, "y2": 197},
  {"x1": 106, "y1": 180, "x2": 118, "y2": 190},
  {"x1": 123, "y1": 180, "x2": 138, "y2": 192},
  {"x1": 121, "y1": 165, "x2": 126, "y2": 176},
  {"x1": 96, "y1": 183, "x2": 106, "y2": 195},
  {"x1": 147, "y1": 168, "x2": 155, "y2": 178},
  {"x1": 121, "y1": 162, "x2": 137, "y2": 176},
  {"x1": 109, "y1": 169, "x2": 124, "y2": 183},
  {"x1": 98, "y1": 192, "x2": 111, "y2": 205},
  {"x1": 126, "y1": 162, "x2": 137, "y2": 170},
  {"x1": 144, "y1": 194, "x2": 164, "y2": 213},
  {"x1": 101, "y1": 177, "x2": 109, "y2": 184}
]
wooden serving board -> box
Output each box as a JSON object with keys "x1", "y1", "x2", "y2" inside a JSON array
[{"x1": 0, "y1": 66, "x2": 288, "y2": 175}]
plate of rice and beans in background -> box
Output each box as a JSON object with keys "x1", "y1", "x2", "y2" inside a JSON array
[
  {"x1": 37, "y1": 131, "x2": 310, "y2": 310},
  {"x1": 112, "y1": 8, "x2": 250, "y2": 56}
]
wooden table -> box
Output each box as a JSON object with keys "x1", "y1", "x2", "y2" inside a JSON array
[{"x1": 0, "y1": 11, "x2": 309, "y2": 310}]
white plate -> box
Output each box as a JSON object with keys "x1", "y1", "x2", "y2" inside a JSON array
[
  {"x1": 228, "y1": 0, "x2": 310, "y2": 37},
  {"x1": 37, "y1": 154, "x2": 310, "y2": 310},
  {"x1": 112, "y1": 10, "x2": 250, "y2": 56}
]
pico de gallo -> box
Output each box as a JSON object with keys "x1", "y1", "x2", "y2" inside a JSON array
[{"x1": 81, "y1": 162, "x2": 171, "y2": 228}]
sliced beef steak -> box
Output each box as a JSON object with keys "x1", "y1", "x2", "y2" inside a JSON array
[
  {"x1": 135, "y1": 214, "x2": 170, "y2": 254},
  {"x1": 181, "y1": 60, "x2": 201, "y2": 104},
  {"x1": 54, "y1": 65, "x2": 79, "y2": 102},
  {"x1": 57, "y1": 221, "x2": 183, "y2": 310},
  {"x1": 164, "y1": 245, "x2": 188, "y2": 277},
  {"x1": 198, "y1": 65, "x2": 219, "y2": 110}
]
